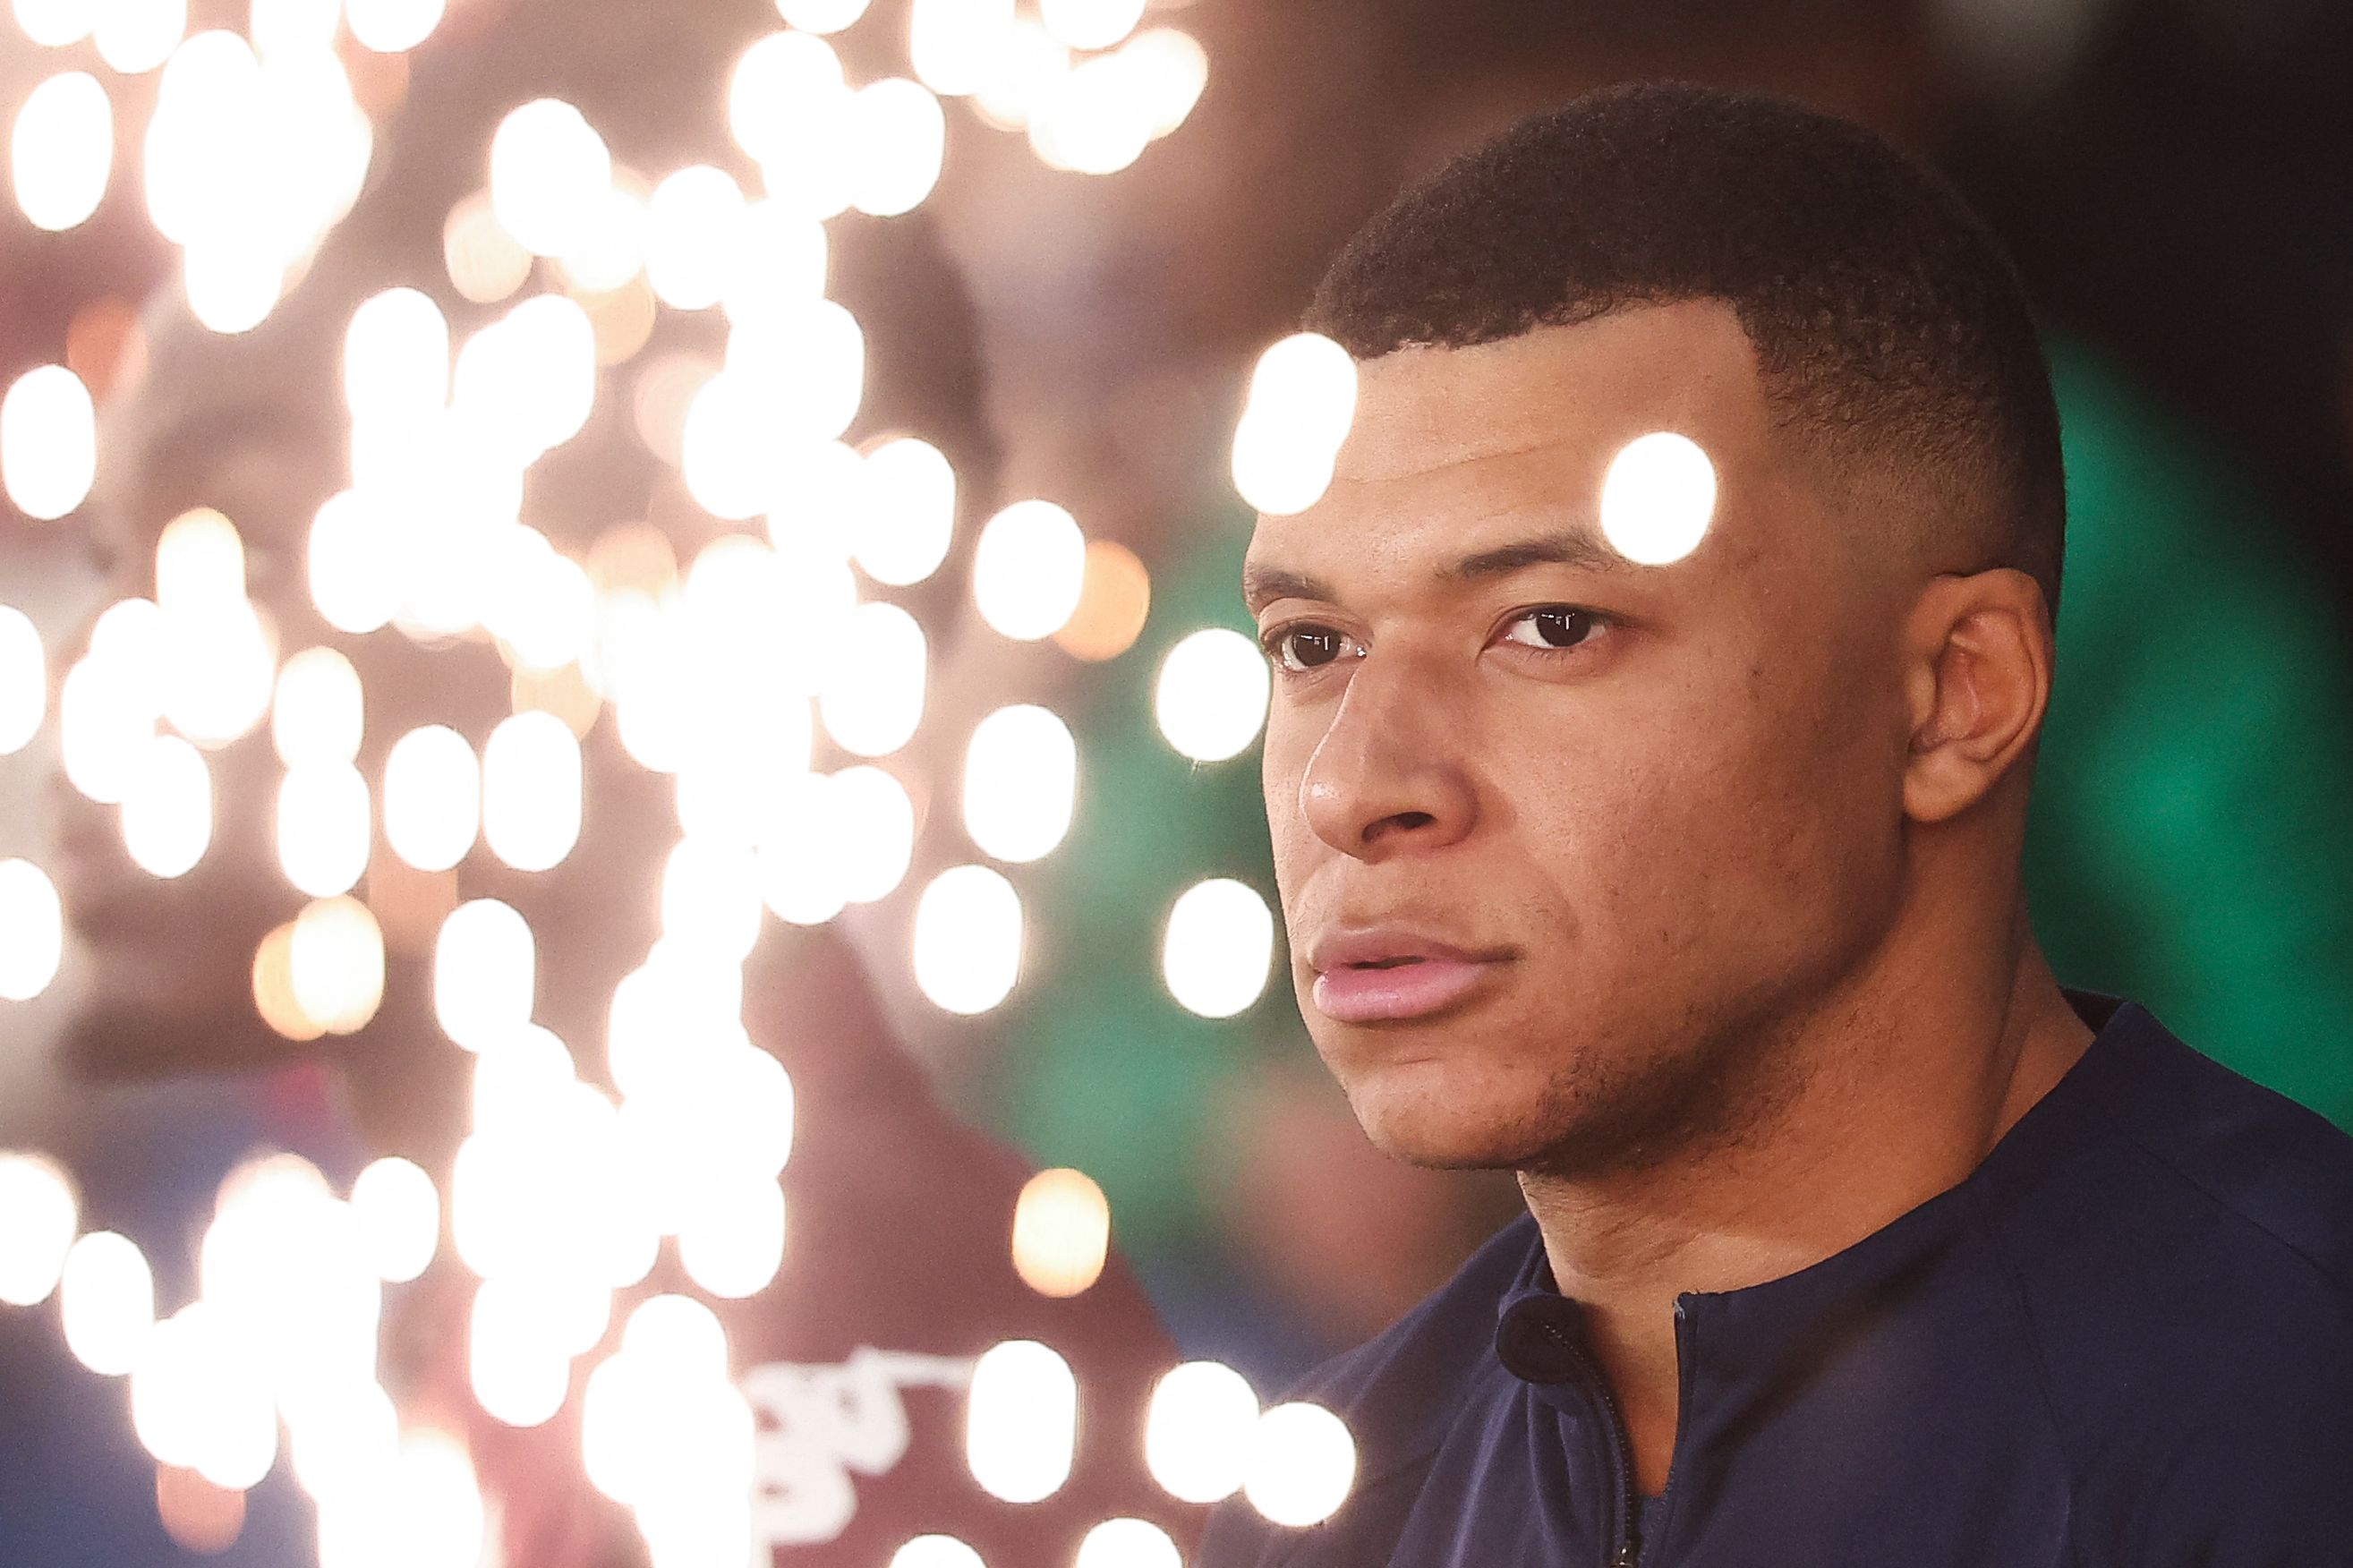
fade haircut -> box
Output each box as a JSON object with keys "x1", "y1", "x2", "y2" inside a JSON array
[{"x1": 1305, "y1": 82, "x2": 2067, "y2": 617}]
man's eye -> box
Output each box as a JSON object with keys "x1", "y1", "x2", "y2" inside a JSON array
[
  {"x1": 1263, "y1": 624, "x2": 1354, "y2": 673},
  {"x1": 1499, "y1": 606, "x2": 1604, "y2": 652}
]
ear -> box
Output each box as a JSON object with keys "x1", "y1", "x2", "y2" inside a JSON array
[{"x1": 1899, "y1": 568, "x2": 2053, "y2": 825}]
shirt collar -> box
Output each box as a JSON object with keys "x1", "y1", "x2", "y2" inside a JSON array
[{"x1": 1492, "y1": 987, "x2": 2144, "y2": 1385}]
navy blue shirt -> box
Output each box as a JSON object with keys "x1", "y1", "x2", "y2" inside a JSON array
[{"x1": 1200, "y1": 992, "x2": 2353, "y2": 1566}]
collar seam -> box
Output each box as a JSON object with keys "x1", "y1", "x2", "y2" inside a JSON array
[{"x1": 1957, "y1": 1177, "x2": 2091, "y2": 1568}]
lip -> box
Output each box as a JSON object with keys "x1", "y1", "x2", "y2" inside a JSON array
[{"x1": 1306, "y1": 927, "x2": 1516, "y2": 1025}]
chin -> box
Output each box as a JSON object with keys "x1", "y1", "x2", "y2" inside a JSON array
[{"x1": 1337, "y1": 1058, "x2": 1572, "y2": 1172}]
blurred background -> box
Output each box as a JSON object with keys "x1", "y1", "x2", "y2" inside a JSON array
[{"x1": 1, "y1": 0, "x2": 2350, "y2": 1564}]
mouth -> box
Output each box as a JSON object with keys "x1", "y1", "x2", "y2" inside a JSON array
[{"x1": 1299, "y1": 923, "x2": 1515, "y2": 1021}]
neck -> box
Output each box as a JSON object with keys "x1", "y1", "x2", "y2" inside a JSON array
[{"x1": 1517, "y1": 885, "x2": 2096, "y2": 1494}]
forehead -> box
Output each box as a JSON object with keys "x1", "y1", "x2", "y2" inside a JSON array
[{"x1": 1249, "y1": 300, "x2": 1798, "y2": 597}]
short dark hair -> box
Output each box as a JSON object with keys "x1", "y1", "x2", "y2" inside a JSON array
[{"x1": 1306, "y1": 82, "x2": 2067, "y2": 616}]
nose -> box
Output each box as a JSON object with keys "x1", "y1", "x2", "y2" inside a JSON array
[{"x1": 1297, "y1": 653, "x2": 1478, "y2": 858}]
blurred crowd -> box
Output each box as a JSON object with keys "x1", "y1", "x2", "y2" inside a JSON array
[{"x1": 3, "y1": 0, "x2": 2351, "y2": 1563}]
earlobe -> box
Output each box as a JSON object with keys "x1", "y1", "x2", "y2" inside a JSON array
[{"x1": 1900, "y1": 570, "x2": 2052, "y2": 825}]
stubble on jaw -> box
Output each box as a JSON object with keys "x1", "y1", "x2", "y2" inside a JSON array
[{"x1": 1432, "y1": 993, "x2": 1820, "y2": 1188}]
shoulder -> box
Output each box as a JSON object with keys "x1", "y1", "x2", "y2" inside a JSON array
[
  {"x1": 2065, "y1": 999, "x2": 2353, "y2": 1300},
  {"x1": 1974, "y1": 1002, "x2": 2353, "y2": 1555},
  {"x1": 1196, "y1": 1215, "x2": 1541, "y2": 1568}
]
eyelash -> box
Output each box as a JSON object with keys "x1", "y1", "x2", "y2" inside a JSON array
[{"x1": 1257, "y1": 606, "x2": 1611, "y2": 677}]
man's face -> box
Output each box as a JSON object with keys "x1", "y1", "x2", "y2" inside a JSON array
[{"x1": 1249, "y1": 301, "x2": 1915, "y2": 1177}]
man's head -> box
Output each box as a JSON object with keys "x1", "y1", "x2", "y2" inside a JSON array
[{"x1": 1248, "y1": 83, "x2": 2065, "y2": 1179}]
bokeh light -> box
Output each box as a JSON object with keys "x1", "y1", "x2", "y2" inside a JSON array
[
  {"x1": 288, "y1": 895, "x2": 386, "y2": 1035},
  {"x1": 470, "y1": 1277, "x2": 573, "y2": 1427},
  {"x1": 1145, "y1": 1359, "x2": 1257, "y2": 1503},
  {"x1": 846, "y1": 78, "x2": 946, "y2": 218},
  {"x1": 961, "y1": 703, "x2": 1076, "y2": 864},
  {"x1": 910, "y1": 0, "x2": 1012, "y2": 98},
  {"x1": 272, "y1": 647, "x2": 365, "y2": 769},
  {"x1": 1010, "y1": 1166, "x2": 1108, "y2": 1298},
  {"x1": 277, "y1": 761, "x2": 371, "y2": 897},
  {"x1": 0, "y1": 1150, "x2": 76, "y2": 1305},
  {"x1": 1039, "y1": 0, "x2": 1143, "y2": 53},
  {"x1": 92, "y1": 0, "x2": 183, "y2": 72},
  {"x1": 1161, "y1": 877, "x2": 1275, "y2": 1018},
  {"x1": 120, "y1": 733, "x2": 212, "y2": 878},
  {"x1": 251, "y1": 922, "x2": 324, "y2": 1042},
  {"x1": 1, "y1": 363, "x2": 97, "y2": 520},
  {"x1": 1241, "y1": 1402, "x2": 1356, "y2": 1528},
  {"x1": 444, "y1": 189, "x2": 533, "y2": 304},
  {"x1": 482, "y1": 710, "x2": 584, "y2": 872},
  {"x1": 0, "y1": 605, "x2": 45, "y2": 754},
  {"x1": 349, "y1": 1155, "x2": 439, "y2": 1283},
  {"x1": 778, "y1": 0, "x2": 868, "y2": 31},
  {"x1": 345, "y1": 286, "x2": 450, "y2": 430},
  {"x1": 11, "y1": 71, "x2": 112, "y2": 232},
  {"x1": 309, "y1": 491, "x2": 403, "y2": 636},
  {"x1": 970, "y1": 17, "x2": 1068, "y2": 132},
  {"x1": 383, "y1": 724, "x2": 481, "y2": 873},
  {"x1": 676, "y1": 1175, "x2": 786, "y2": 1300},
  {"x1": 59, "y1": 1230, "x2": 155, "y2": 1376},
  {"x1": 1121, "y1": 29, "x2": 1209, "y2": 139},
  {"x1": 0, "y1": 858, "x2": 63, "y2": 1001},
  {"x1": 911, "y1": 863, "x2": 1023, "y2": 1015},
  {"x1": 345, "y1": 0, "x2": 445, "y2": 53},
  {"x1": 1154, "y1": 626, "x2": 1269, "y2": 763},
  {"x1": 819, "y1": 601, "x2": 927, "y2": 758},
  {"x1": 831, "y1": 763, "x2": 918, "y2": 904},
  {"x1": 1052, "y1": 539, "x2": 1151, "y2": 662},
  {"x1": 490, "y1": 98, "x2": 612, "y2": 258},
  {"x1": 645, "y1": 164, "x2": 746, "y2": 311},
  {"x1": 891, "y1": 1538, "x2": 987, "y2": 1568},
  {"x1": 12, "y1": 0, "x2": 94, "y2": 48},
  {"x1": 965, "y1": 1339, "x2": 1076, "y2": 1503},
  {"x1": 854, "y1": 435, "x2": 956, "y2": 586},
  {"x1": 972, "y1": 499, "x2": 1085, "y2": 641},
  {"x1": 433, "y1": 898, "x2": 535, "y2": 1051},
  {"x1": 1232, "y1": 332, "x2": 1358, "y2": 516},
  {"x1": 1075, "y1": 1518, "x2": 1182, "y2": 1568},
  {"x1": 1599, "y1": 430, "x2": 1717, "y2": 566},
  {"x1": 1028, "y1": 55, "x2": 1153, "y2": 175}
]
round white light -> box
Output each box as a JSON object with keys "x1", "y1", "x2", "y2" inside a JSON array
[
  {"x1": 60, "y1": 1230, "x2": 154, "y2": 1376},
  {"x1": 965, "y1": 1339, "x2": 1075, "y2": 1504},
  {"x1": 1154, "y1": 627, "x2": 1270, "y2": 763},
  {"x1": 345, "y1": 0, "x2": 443, "y2": 52},
  {"x1": 1161, "y1": 877, "x2": 1275, "y2": 1018},
  {"x1": 1, "y1": 364, "x2": 96, "y2": 521},
  {"x1": 1599, "y1": 430, "x2": 1716, "y2": 566},
  {"x1": 349, "y1": 1155, "x2": 439, "y2": 1283},
  {"x1": 911, "y1": 864, "x2": 1022, "y2": 1016},
  {"x1": 382, "y1": 724, "x2": 480, "y2": 873},
  {"x1": 1241, "y1": 1402, "x2": 1357, "y2": 1528},
  {"x1": 490, "y1": 98, "x2": 610, "y2": 258},
  {"x1": 960, "y1": 704, "x2": 1076, "y2": 865},
  {"x1": 1075, "y1": 1518, "x2": 1181, "y2": 1568},
  {"x1": 972, "y1": 499, "x2": 1085, "y2": 641},
  {"x1": 11, "y1": 71, "x2": 112, "y2": 232},
  {"x1": 846, "y1": 78, "x2": 945, "y2": 218},
  {"x1": 854, "y1": 436, "x2": 956, "y2": 586},
  {"x1": 1145, "y1": 1360, "x2": 1258, "y2": 1503},
  {"x1": 0, "y1": 1150, "x2": 76, "y2": 1304},
  {"x1": 0, "y1": 606, "x2": 46, "y2": 755},
  {"x1": 889, "y1": 1538, "x2": 986, "y2": 1568},
  {"x1": 120, "y1": 733, "x2": 211, "y2": 879}
]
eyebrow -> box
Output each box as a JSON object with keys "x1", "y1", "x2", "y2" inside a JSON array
[{"x1": 1241, "y1": 527, "x2": 1631, "y2": 611}]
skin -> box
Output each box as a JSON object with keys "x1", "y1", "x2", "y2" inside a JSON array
[{"x1": 1247, "y1": 299, "x2": 2094, "y2": 1493}]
